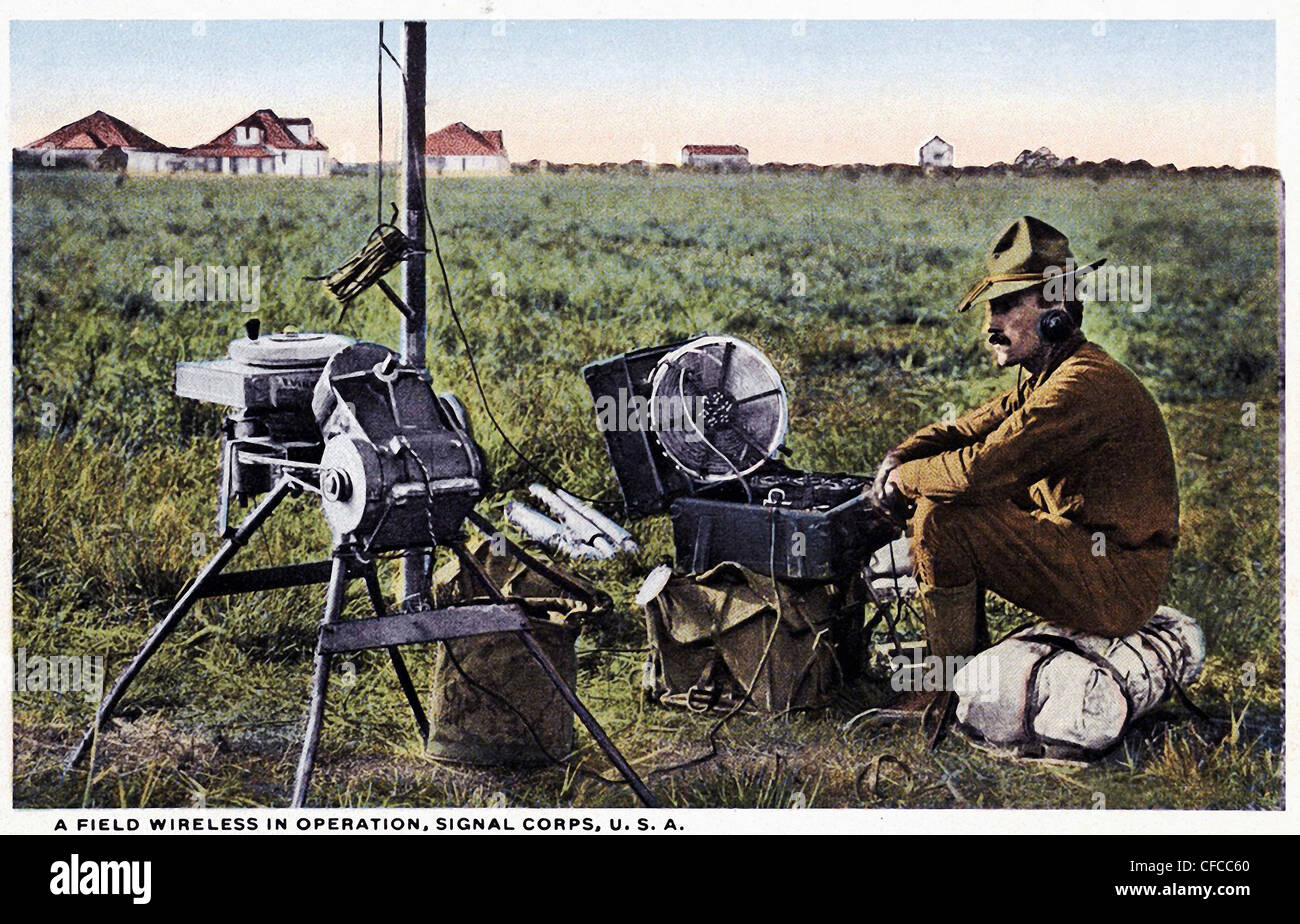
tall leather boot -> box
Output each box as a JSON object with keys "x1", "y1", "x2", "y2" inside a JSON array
[
  {"x1": 916, "y1": 579, "x2": 982, "y2": 658},
  {"x1": 917, "y1": 580, "x2": 984, "y2": 744}
]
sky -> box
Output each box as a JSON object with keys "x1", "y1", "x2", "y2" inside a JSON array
[{"x1": 8, "y1": 19, "x2": 1278, "y2": 167}]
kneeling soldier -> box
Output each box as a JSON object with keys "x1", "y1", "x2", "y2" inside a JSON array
[{"x1": 873, "y1": 216, "x2": 1179, "y2": 712}]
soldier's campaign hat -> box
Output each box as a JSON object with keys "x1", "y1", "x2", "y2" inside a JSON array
[{"x1": 955, "y1": 215, "x2": 1106, "y2": 312}]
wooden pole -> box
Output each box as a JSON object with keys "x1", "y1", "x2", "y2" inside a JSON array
[
  {"x1": 400, "y1": 20, "x2": 427, "y2": 367},
  {"x1": 401, "y1": 20, "x2": 428, "y2": 605}
]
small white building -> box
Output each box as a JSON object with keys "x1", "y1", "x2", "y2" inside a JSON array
[
  {"x1": 15, "y1": 110, "x2": 180, "y2": 172},
  {"x1": 681, "y1": 144, "x2": 750, "y2": 169},
  {"x1": 425, "y1": 122, "x2": 510, "y2": 175},
  {"x1": 182, "y1": 109, "x2": 329, "y2": 176},
  {"x1": 919, "y1": 136, "x2": 954, "y2": 168}
]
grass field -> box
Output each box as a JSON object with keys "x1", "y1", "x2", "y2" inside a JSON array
[{"x1": 11, "y1": 169, "x2": 1283, "y2": 809}]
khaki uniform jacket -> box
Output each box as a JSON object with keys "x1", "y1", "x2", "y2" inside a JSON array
[{"x1": 892, "y1": 340, "x2": 1179, "y2": 551}]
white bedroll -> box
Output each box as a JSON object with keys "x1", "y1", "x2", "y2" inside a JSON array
[{"x1": 953, "y1": 606, "x2": 1206, "y2": 759}]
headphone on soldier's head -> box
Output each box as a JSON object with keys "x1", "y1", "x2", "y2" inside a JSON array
[{"x1": 1037, "y1": 305, "x2": 1076, "y2": 343}]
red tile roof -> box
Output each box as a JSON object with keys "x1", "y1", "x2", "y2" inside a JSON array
[
  {"x1": 425, "y1": 122, "x2": 506, "y2": 157},
  {"x1": 683, "y1": 144, "x2": 749, "y2": 156},
  {"x1": 183, "y1": 108, "x2": 327, "y2": 157},
  {"x1": 185, "y1": 146, "x2": 275, "y2": 159},
  {"x1": 26, "y1": 110, "x2": 171, "y2": 152},
  {"x1": 59, "y1": 132, "x2": 105, "y2": 150}
]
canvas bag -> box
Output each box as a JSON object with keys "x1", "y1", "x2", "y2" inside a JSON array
[
  {"x1": 953, "y1": 606, "x2": 1206, "y2": 760},
  {"x1": 638, "y1": 562, "x2": 863, "y2": 713},
  {"x1": 425, "y1": 539, "x2": 599, "y2": 766}
]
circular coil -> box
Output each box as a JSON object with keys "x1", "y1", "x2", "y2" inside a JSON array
[{"x1": 648, "y1": 335, "x2": 788, "y2": 482}]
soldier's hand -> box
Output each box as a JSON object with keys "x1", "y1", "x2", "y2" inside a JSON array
[
  {"x1": 871, "y1": 449, "x2": 904, "y2": 505},
  {"x1": 880, "y1": 483, "x2": 915, "y2": 526},
  {"x1": 869, "y1": 452, "x2": 914, "y2": 525}
]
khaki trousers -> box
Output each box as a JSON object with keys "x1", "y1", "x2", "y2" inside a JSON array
[{"x1": 910, "y1": 497, "x2": 1173, "y2": 642}]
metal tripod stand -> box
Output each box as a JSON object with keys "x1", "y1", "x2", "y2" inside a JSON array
[{"x1": 65, "y1": 478, "x2": 658, "y2": 808}]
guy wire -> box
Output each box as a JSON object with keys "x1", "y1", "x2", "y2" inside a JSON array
[{"x1": 375, "y1": 26, "x2": 617, "y2": 509}]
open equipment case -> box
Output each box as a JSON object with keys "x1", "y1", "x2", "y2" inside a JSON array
[{"x1": 584, "y1": 335, "x2": 897, "y2": 583}]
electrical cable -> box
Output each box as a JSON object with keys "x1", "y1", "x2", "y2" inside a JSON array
[
  {"x1": 366, "y1": 29, "x2": 796, "y2": 790},
  {"x1": 373, "y1": 27, "x2": 617, "y2": 509},
  {"x1": 422, "y1": 175, "x2": 622, "y2": 508}
]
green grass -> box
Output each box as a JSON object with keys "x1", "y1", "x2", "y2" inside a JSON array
[{"x1": 11, "y1": 169, "x2": 1282, "y2": 808}]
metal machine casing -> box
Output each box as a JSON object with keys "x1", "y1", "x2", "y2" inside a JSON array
[
  {"x1": 175, "y1": 331, "x2": 355, "y2": 413},
  {"x1": 174, "y1": 331, "x2": 486, "y2": 551},
  {"x1": 314, "y1": 342, "x2": 486, "y2": 553},
  {"x1": 175, "y1": 332, "x2": 355, "y2": 526}
]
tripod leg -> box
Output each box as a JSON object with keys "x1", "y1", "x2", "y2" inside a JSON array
[
  {"x1": 386, "y1": 651, "x2": 429, "y2": 744},
  {"x1": 401, "y1": 552, "x2": 430, "y2": 609},
  {"x1": 361, "y1": 565, "x2": 429, "y2": 743},
  {"x1": 450, "y1": 541, "x2": 658, "y2": 807},
  {"x1": 292, "y1": 554, "x2": 350, "y2": 807},
  {"x1": 65, "y1": 478, "x2": 296, "y2": 772},
  {"x1": 515, "y1": 629, "x2": 660, "y2": 809},
  {"x1": 465, "y1": 510, "x2": 596, "y2": 605}
]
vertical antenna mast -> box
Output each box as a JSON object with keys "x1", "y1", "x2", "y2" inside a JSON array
[
  {"x1": 401, "y1": 20, "x2": 428, "y2": 604},
  {"x1": 401, "y1": 20, "x2": 427, "y2": 368}
]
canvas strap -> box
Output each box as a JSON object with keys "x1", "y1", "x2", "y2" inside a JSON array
[
  {"x1": 1135, "y1": 624, "x2": 1214, "y2": 724},
  {"x1": 1017, "y1": 633, "x2": 1136, "y2": 760}
]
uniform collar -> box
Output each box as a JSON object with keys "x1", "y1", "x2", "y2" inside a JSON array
[{"x1": 1028, "y1": 332, "x2": 1088, "y2": 388}]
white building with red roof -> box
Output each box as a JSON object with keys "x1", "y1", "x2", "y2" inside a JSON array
[
  {"x1": 680, "y1": 144, "x2": 750, "y2": 169},
  {"x1": 16, "y1": 110, "x2": 180, "y2": 172},
  {"x1": 425, "y1": 122, "x2": 510, "y2": 175},
  {"x1": 182, "y1": 109, "x2": 328, "y2": 176}
]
